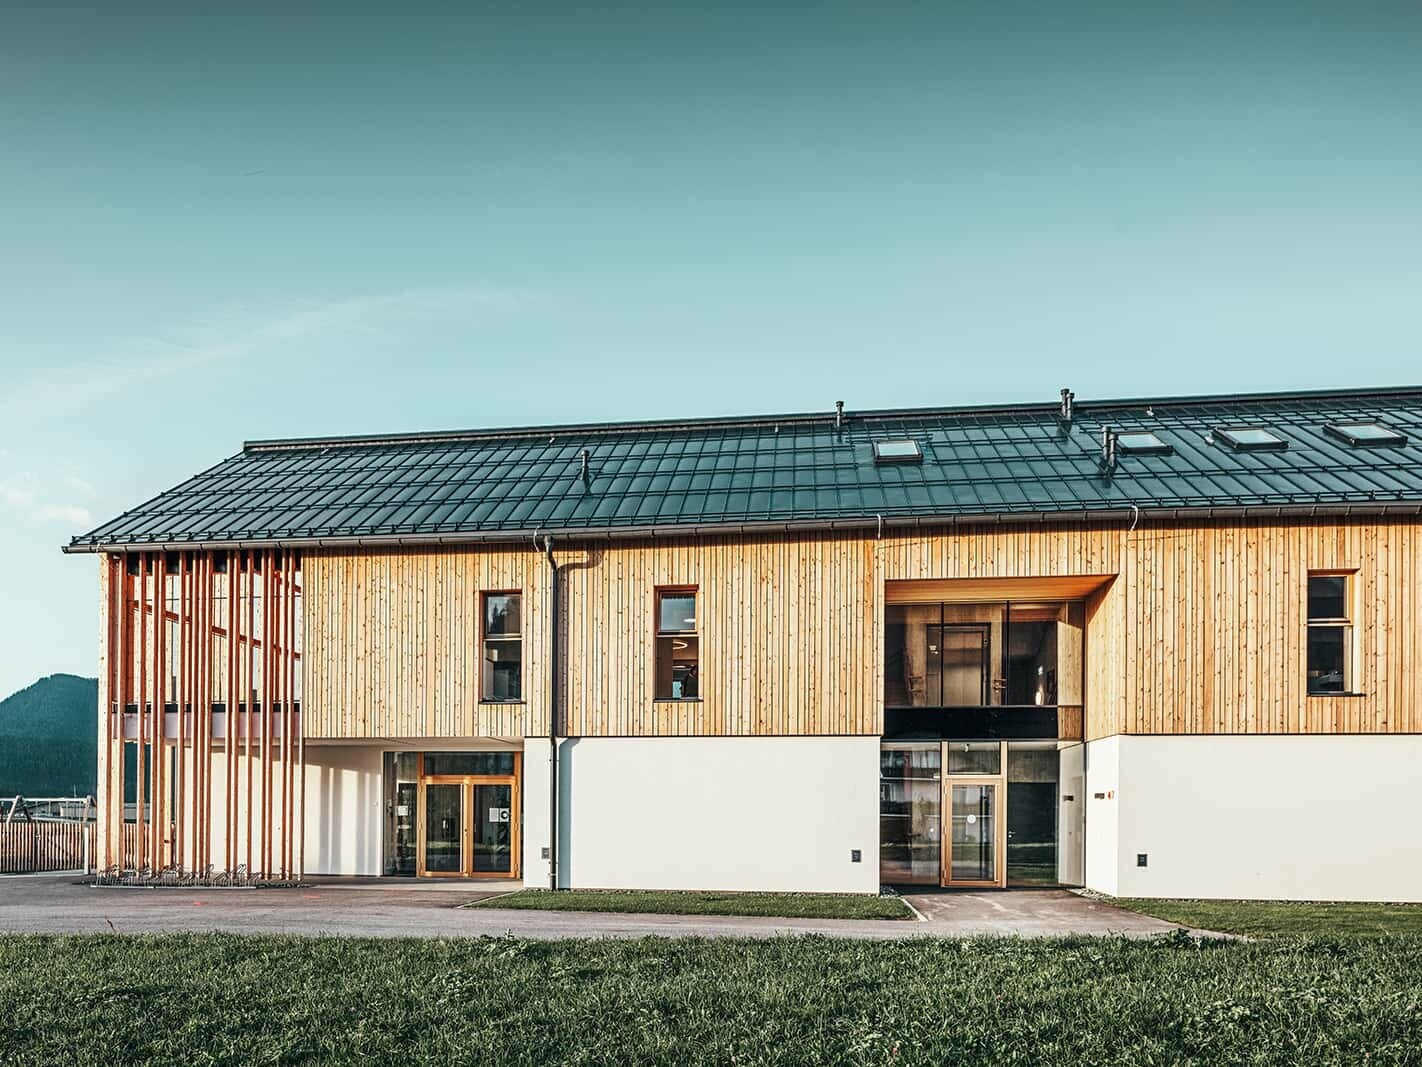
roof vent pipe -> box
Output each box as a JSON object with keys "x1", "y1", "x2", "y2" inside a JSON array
[
  {"x1": 579, "y1": 448, "x2": 590, "y2": 485},
  {"x1": 835, "y1": 400, "x2": 844, "y2": 429},
  {"x1": 1059, "y1": 388, "x2": 1074, "y2": 422},
  {"x1": 1101, "y1": 426, "x2": 1118, "y2": 471}
]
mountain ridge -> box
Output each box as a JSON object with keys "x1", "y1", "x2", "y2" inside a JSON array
[{"x1": 0, "y1": 673, "x2": 98, "y2": 797}]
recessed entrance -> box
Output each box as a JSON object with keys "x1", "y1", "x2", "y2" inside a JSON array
[
  {"x1": 418, "y1": 778, "x2": 518, "y2": 877},
  {"x1": 385, "y1": 750, "x2": 522, "y2": 879},
  {"x1": 881, "y1": 739, "x2": 1082, "y2": 889}
]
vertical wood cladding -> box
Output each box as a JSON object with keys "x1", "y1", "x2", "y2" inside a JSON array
[
  {"x1": 98, "y1": 550, "x2": 304, "y2": 878},
  {"x1": 297, "y1": 518, "x2": 1421, "y2": 741}
]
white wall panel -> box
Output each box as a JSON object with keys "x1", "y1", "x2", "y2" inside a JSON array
[
  {"x1": 302, "y1": 745, "x2": 384, "y2": 877},
  {"x1": 556, "y1": 737, "x2": 880, "y2": 893},
  {"x1": 1110, "y1": 735, "x2": 1422, "y2": 903}
]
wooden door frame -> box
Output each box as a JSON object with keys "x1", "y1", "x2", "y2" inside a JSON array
[
  {"x1": 415, "y1": 752, "x2": 522, "y2": 879},
  {"x1": 940, "y1": 741, "x2": 1008, "y2": 889}
]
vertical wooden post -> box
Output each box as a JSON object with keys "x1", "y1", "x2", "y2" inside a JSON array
[
  {"x1": 175, "y1": 553, "x2": 188, "y2": 871},
  {"x1": 197, "y1": 554, "x2": 211, "y2": 873},
  {"x1": 284, "y1": 553, "x2": 296, "y2": 878},
  {"x1": 245, "y1": 552, "x2": 255, "y2": 876},
  {"x1": 151, "y1": 556, "x2": 166, "y2": 870},
  {"x1": 96, "y1": 556, "x2": 112, "y2": 872},
  {"x1": 226, "y1": 553, "x2": 239, "y2": 877},
  {"x1": 135, "y1": 554, "x2": 148, "y2": 872}
]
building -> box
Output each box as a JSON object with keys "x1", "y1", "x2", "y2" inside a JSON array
[{"x1": 65, "y1": 386, "x2": 1422, "y2": 902}]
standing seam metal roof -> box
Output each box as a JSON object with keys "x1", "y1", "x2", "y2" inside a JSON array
[{"x1": 65, "y1": 386, "x2": 1422, "y2": 552}]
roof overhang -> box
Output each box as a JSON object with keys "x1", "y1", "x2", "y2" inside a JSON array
[
  {"x1": 886, "y1": 575, "x2": 1117, "y2": 603},
  {"x1": 61, "y1": 500, "x2": 1422, "y2": 555}
]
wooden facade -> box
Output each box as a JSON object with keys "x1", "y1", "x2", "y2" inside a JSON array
[
  {"x1": 90, "y1": 515, "x2": 1421, "y2": 875},
  {"x1": 294, "y1": 516, "x2": 1422, "y2": 743},
  {"x1": 96, "y1": 550, "x2": 304, "y2": 878}
]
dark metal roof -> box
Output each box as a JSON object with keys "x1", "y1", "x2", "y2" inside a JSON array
[{"x1": 65, "y1": 386, "x2": 1422, "y2": 553}]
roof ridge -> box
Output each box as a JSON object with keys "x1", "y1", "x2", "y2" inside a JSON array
[{"x1": 243, "y1": 382, "x2": 1422, "y2": 454}]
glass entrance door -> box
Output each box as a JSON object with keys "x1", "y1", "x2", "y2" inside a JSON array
[
  {"x1": 947, "y1": 783, "x2": 998, "y2": 884},
  {"x1": 415, "y1": 758, "x2": 521, "y2": 878},
  {"x1": 473, "y1": 784, "x2": 514, "y2": 874},
  {"x1": 422, "y1": 783, "x2": 464, "y2": 874}
]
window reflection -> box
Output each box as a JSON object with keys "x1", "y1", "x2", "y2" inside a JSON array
[{"x1": 885, "y1": 600, "x2": 1082, "y2": 709}]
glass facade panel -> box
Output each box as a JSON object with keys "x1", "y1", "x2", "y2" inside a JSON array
[
  {"x1": 473, "y1": 784, "x2": 513, "y2": 873},
  {"x1": 383, "y1": 752, "x2": 419, "y2": 876},
  {"x1": 885, "y1": 600, "x2": 1082, "y2": 718},
  {"x1": 947, "y1": 741, "x2": 1001, "y2": 775},
  {"x1": 1006, "y1": 743, "x2": 1058, "y2": 886},
  {"x1": 422, "y1": 751, "x2": 517, "y2": 777},
  {"x1": 423, "y1": 783, "x2": 463, "y2": 873},
  {"x1": 950, "y1": 784, "x2": 996, "y2": 882},
  {"x1": 879, "y1": 743, "x2": 941, "y2": 884}
]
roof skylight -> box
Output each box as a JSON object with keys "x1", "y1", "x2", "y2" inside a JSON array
[
  {"x1": 1114, "y1": 431, "x2": 1171, "y2": 455},
  {"x1": 1215, "y1": 426, "x2": 1288, "y2": 452},
  {"x1": 1324, "y1": 422, "x2": 1408, "y2": 448},
  {"x1": 872, "y1": 439, "x2": 924, "y2": 464}
]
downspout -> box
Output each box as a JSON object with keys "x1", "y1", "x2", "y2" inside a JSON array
[{"x1": 542, "y1": 534, "x2": 561, "y2": 890}]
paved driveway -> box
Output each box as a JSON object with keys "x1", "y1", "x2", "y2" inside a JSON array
[{"x1": 0, "y1": 875, "x2": 1189, "y2": 940}]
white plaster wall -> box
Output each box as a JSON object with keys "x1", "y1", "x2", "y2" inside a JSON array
[
  {"x1": 1113, "y1": 735, "x2": 1422, "y2": 903},
  {"x1": 522, "y1": 737, "x2": 552, "y2": 888},
  {"x1": 1083, "y1": 736, "x2": 1119, "y2": 896},
  {"x1": 555, "y1": 737, "x2": 880, "y2": 893},
  {"x1": 1057, "y1": 743, "x2": 1086, "y2": 886},
  {"x1": 302, "y1": 745, "x2": 384, "y2": 876}
]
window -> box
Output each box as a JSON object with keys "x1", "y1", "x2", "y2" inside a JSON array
[
  {"x1": 655, "y1": 588, "x2": 699, "y2": 700},
  {"x1": 422, "y1": 751, "x2": 517, "y2": 776},
  {"x1": 1114, "y1": 431, "x2": 1171, "y2": 454},
  {"x1": 1307, "y1": 574, "x2": 1353, "y2": 695},
  {"x1": 481, "y1": 593, "x2": 522, "y2": 701},
  {"x1": 1214, "y1": 426, "x2": 1288, "y2": 452},
  {"x1": 1324, "y1": 422, "x2": 1407, "y2": 448},
  {"x1": 884, "y1": 601, "x2": 1083, "y2": 709},
  {"x1": 873, "y1": 439, "x2": 924, "y2": 464}
]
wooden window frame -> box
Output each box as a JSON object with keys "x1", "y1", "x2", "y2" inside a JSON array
[
  {"x1": 654, "y1": 585, "x2": 701, "y2": 703},
  {"x1": 1306, "y1": 570, "x2": 1361, "y2": 697},
  {"x1": 479, "y1": 590, "x2": 524, "y2": 705}
]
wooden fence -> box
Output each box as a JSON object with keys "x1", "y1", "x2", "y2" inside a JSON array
[{"x1": 0, "y1": 822, "x2": 95, "y2": 874}]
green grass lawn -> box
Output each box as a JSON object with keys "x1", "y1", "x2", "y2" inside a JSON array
[
  {"x1": 3, "y1": 933, "x2": 1421, "y2": 1064},
  {"x1": 1112, "y1": 898, "x2": 1422, "y2": 938},
  {"x1": 465, "y1": 888, "x2": 915, "y2": 920}
]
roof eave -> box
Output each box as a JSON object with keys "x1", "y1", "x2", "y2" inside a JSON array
[{"x1": 60, "y1": 499, "x2": 1422, "y2": 555}]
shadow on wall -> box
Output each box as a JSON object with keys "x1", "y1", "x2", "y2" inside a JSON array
[
  {"x1": 557, "y1": 738, "x2": 578, "y2": 889},
  {"x1": 306, "y1": 751, "x2": 381, "y2": 876}
]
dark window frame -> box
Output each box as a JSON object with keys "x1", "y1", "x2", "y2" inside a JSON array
[
  {"x1": 1306, "y1": 571, "x2": 1357, "y2": 697},
  {"x1": 654, "y1": 586, "x2": 700, "y2": 702},
  {"x1": 480, "y1": 590, "x2": 523, "y2": 703},
  {"x1": 1323, "y1": 422, "x2": 1408, "y2": 448},
  {"x1": 1214, "y1": 426, "x2": 1289, "y2": 452},
  {"x1": 872, "y1": 439, "x2": 925, "y2": 465},
  {"x1": 1114, "y1": 431, "x2": 1172, "y2": 455}
]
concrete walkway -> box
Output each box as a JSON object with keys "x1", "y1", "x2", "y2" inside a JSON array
[{"x1": 0, "y1": 875, "x2": 1189, "y2": 940}]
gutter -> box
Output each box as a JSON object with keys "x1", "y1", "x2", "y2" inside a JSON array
[{"x1": 61, "y1": 500, "x2": 1422, "y2": 554}]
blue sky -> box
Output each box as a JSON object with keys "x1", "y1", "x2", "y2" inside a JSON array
[{"x1": 2, "y1": 2, "x2": 1421, "y2": 696}]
